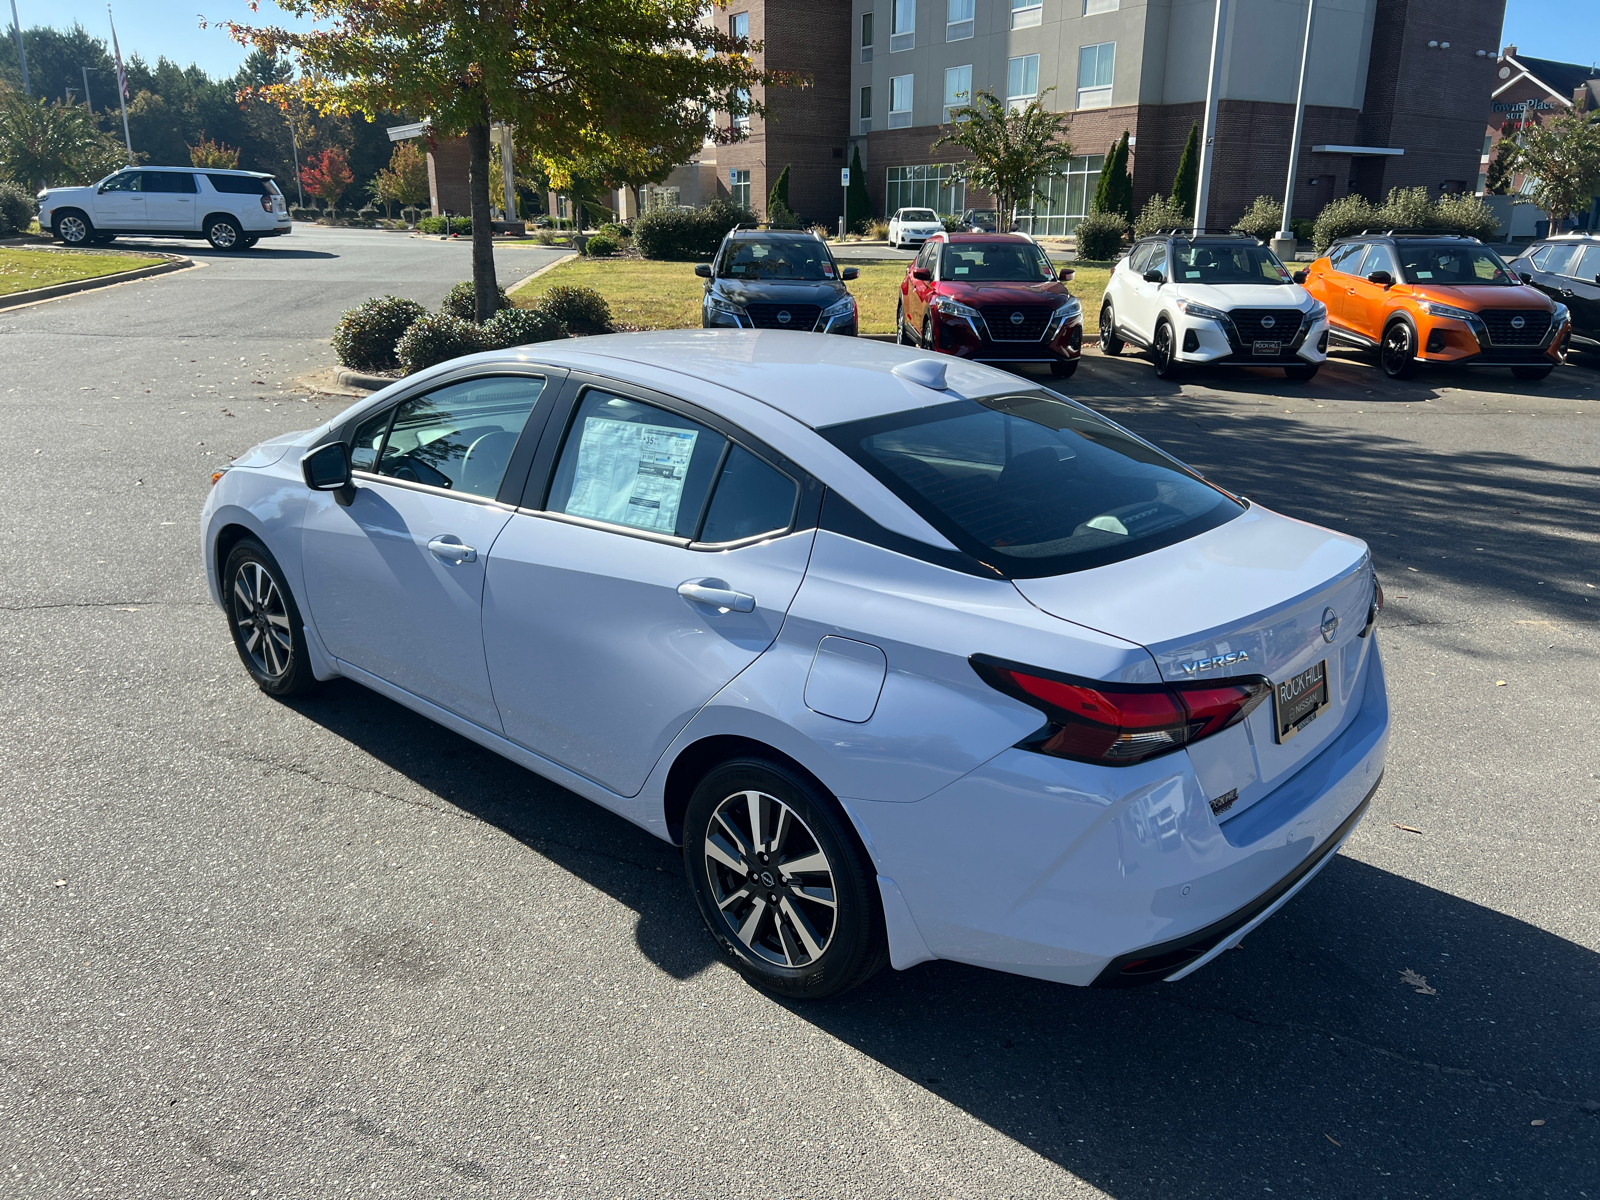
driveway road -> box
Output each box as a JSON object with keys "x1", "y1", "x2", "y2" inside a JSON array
[{"x1": 2, "y1": 225, "x2": 1596, "y2": 1198}]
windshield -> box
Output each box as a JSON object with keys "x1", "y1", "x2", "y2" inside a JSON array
[
  {"x1": 941, "y1": 242, "x2": 1055, "y2": 282},
  {"x1": 1171, "y1": 241, "x2": 1292, "y2": 285},
  {"x1": 720, "y1": 238, "x2": 838, "y2": 281},
  {"x1": 899, "y1": 209, "x2": 939, "y2": 223},
  {"x1": 822, "y1": 393, "x2": 1243, "y2": 578},
  {"x1": 1397, "y1": 243, "x2": 1516, "y2": 285}
]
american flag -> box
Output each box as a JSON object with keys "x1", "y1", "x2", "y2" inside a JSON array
[{"x1": 109, "y1": 8, "x2": 128, "y2": 100}]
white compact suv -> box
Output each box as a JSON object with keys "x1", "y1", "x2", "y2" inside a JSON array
[
  {"x1": 888, "y1": 208, "x2": 945, "y2": 250},
  {"x1": 39, "y1": 166, "x2": 292, "y2": 251},
  {"x1": 1099, "y1": 232, "x2": 1329, "y2": 381}
]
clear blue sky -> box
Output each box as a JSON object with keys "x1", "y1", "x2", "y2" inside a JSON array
[{"x1": 16, "y1": 0, "x2": 1600, "y2": 79}]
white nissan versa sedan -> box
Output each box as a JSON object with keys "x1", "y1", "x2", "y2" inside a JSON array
[{"x1": 201, "y1": 332, "x2": 1388, "y2": 998}]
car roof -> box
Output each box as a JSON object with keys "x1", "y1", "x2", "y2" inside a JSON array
[
  {"x1": 941, "y1": 232, "x2": 1035, "y2": 244},
  {"x1": 1329, "y1": 233, "x2": 1484, "y2": 245},
  {"x1": 726, "y1": 229, "x2": 819, "y2": 241},
  {"x1": 120, "y1": 165, "x2": 274, "y2": 178}
]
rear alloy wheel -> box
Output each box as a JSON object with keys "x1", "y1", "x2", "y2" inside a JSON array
[
  {"x1": 684, "y1": 758, "x2": 886, "y2": 999},
  {"x1": 223, "y1": 539, "x2": 317, "y2": 697},
  {"x1": 206, "y1": 217, "x2": 243, "y2": 251},
  {"x1": 896, "y1": 301, "x2": 913, "y2": 345},
  {"x1": 1099, "y1": 302, "x2": 1123, "y2": 355},
  {"x1": 1380, "y1": 320, "x2": 1417, "y2": 379},
  {"x1": 1152, "y1": 319, "x2": 1180, "y2": 379},
  {"x1": 54, "y1": 211, "x2": 92, "y2": 246},
  {"x1": 1284, "y1": 363, "x2": 1319, "y2": 382},
  {"x1": 242, "y1": 235, "x2": 260, "y2": 249},
  {"x1": 1511, "y1": 364, "x2": 1553, "y2": 382}
]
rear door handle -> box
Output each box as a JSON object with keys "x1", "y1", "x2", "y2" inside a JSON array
[
  {"x1": 678, "y1": 581, "x2": 755, "y2": 612},
  {"x1": 427, "y1": 536, "x2": 477, "y2": 563}
]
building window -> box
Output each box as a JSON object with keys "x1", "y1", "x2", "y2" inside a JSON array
[
  {"x1": 891, "y1": 0, "x2": 916, "y2": 52},
  {"x1": 1475, "y1": 172, "x2": 1488, "y2": 195},
  {"x1": 886, "y1": 164, "x2": 966, "y2": 216},
  {"x1": 943, "y1": 66, "x2": 972, "y2": 123},
  {"x1": 861, "y1": 12, "x2": 874, "y2": 62},
  {"x1": 733, "y1": 88, "x2": 751, "y2": 133},
  {"x1": 1013, "y1": 155, "x2": 1105, "y2": 236},
  {"x1": 1077, "y1": 42, "x2": 1115, "y2": 109},
  {"x1": 1084, "y1": 0, "x2": 1119, "y2": 13},
  {"x1": 860, "y1": 86, "x2": 873, "y2": 135},
  {"x1": 889, "y1": 74, "x2": 914, "y2": 128},
  {"x1": 947, "y1": 0, "x2": 974, "y2": 41},
  {"x1": 730, "y1": 11, "x2": 748, "y2": 39},
  {"x1": 730, "y1": 169, "x2": 750, "y2": 209},
  {"x1": 1012, "y1": 0, "x2": 1042, "y2": 30},
  {"x1": 1007, "y1": 54, "x2": 1040, "y2": 112}
]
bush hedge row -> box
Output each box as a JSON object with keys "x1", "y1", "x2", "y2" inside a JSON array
[{"x1": 634, "y1": 199, "x2": 754, "y2": 261}]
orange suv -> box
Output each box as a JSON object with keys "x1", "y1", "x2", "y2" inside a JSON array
[{"x1": 1300, "y1": 234, "x2": 1571, "y2": 381}]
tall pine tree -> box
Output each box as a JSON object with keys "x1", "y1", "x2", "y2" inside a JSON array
[
  {"x1": 767, "y1": 163, "x2": 795, "y2": 225},
  {"x1": 845, "y1": 145, "x2": 872, "y2": 232},
  {"x1": 1091, "y1": 138, "x2": 1118, "y2": 214},
  {"x1": 1170, "y1": 122, "x2": 1199, "y2": 219},
  {"x1": 1101, "y1": 131, "x2": 1133, "y2": 220}
]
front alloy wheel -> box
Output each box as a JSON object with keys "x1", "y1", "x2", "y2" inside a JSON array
[
  {"x1": 223, "y1": 539, "x2": 316, "y2": 696},
  {"x1": 1380, "y1": 321, "x2": 1417, "y2": 379},
  {"x1": 1153, "y1": 319, "x2": 1180, "y2": 378},
  {"x1": 55, "y1": 213, "x2": 90, "y2": 245}
]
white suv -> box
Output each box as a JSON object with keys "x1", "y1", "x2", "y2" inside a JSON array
[
  {"x1": 1099, "y1": 233, "x2": 1329, "y2": 381},
  {"x1": 39, "y1": 166, "x2": 292, "y2": 251}
]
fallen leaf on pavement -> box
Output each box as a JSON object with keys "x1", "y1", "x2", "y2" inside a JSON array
[
  {"x1": 1496, "y1": 681, "x2": 1507, "y2": 686},
  {"x1": 1531, "y1": 1119, "x2": 1545, "y2": 1126},
  {"x1": 1400, "y1": 968, "x2": 1437, "y2": 995},
  {"x1": 53, "y1": 879, "x2": 66, "y2": 887},
  {"x1": 1392, "y1": 824, "x2": 1423, "y2": 834},
  {"x1": 1325, "y1": 1134, "x2": 1342, "y2": 1147}
]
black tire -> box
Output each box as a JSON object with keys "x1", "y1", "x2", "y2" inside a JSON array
[
  {"x1": 683, "y1": 757, "x2": 887, "y2": 999},
  {"x1": 1284, "y1": 363, "x2": 1319, "y2": 382},
  {"x1": 1051, "y1": 357, "x2": 1079, "y2": 379},
  {"x1": 90, "y1": 232, "x2": 117, "y2": 245},
  {"x1": 922, "y1": 314, "x2": 933, "y2": 350},
  {"x1": 206, "y1": 217, "x2": 244, "y2": 251},
  {"x1": 53, "y1": 209, "x2": 93, "y2": 246},
  {"x1": 1152, "y1": 318, "x2": 1181, "y2": 379},
  {"x1": 242, "y1": 235, "x2": 260, "y2": 249},
  {"x1": 1380, "y1": 319, "x2": 1417, "y2": 379},
  {"x1": 896, "y1": 301, "x2": 913, "y2": 345},
  {"x1": 222, "y1": 538, "x2": 317, "y2": 697},
  {"x1": 1099, "y1": 302, "x2": 1123, "y2": 355},
  {"x1": 1511, "y1": 364, "x2": 1553, "y2": 382}
]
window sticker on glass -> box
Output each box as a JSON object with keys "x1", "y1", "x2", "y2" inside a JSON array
[
  {"x1": 566, "y1": 417, "x2": 700, "y2": 533},
  {"x1": 954, "y1": 266, "x2": 969, "y2": 274},
  {"x1": 1415, "y1": 270, "x2": 1433, "y2": 278},
  {"x1": 1185, "y1": 270, "x2": 1200, "y2": 278}
]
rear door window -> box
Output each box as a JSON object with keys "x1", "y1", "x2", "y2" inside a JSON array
[
  {"x1": 699, "y1": 446, "x2": 798, "y2": 543},
  {"x1": 1567, "y1": 245, "x2": 1600, "y2": 281},
  {"x1": 1539, "y1": 244, "x2": 1578, "y2": 276},
  {"x1": 206, "y1": 174, "x2": 270, "y2": 195},
  {"x1": 1329, "y1": 242, "x2": 1366, "y2": 274}
]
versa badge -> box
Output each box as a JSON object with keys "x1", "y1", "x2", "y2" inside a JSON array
[{"x1": 1180, "y1": 650, "x2": 1250, "y2": 675}]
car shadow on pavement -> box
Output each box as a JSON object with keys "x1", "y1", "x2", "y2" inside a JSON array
[
  {"x1": 98, "y1": 240, "x2": 341, "y2": 260},
  {"x1": 285, "y1": 679, "x2": 1598, "y2": 1197}
]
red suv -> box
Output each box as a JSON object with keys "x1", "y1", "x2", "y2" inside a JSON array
[{"x1": 897, "y1": 233, "x2": 1083, "y2": 378}]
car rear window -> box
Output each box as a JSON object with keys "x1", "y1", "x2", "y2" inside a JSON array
[
  {"x1": 207, "y1": 174, "x2": 272, "y2": 195},
  {"x1": 821, "y1": 393, "x2": 1243, "y2": 578}
]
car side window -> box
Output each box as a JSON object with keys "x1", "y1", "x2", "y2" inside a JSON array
[
  {"x1": 349, "y1": 408, "x2": 395, "y2": 471},
  {"x1": 1527, "y1": 246, "x2": 1550, "y2": 270},
  {"x1": 699, "y1": 445, "x2": 798, "y2": 543},
  {"x1": 1358, "y1": 245, "x2": 1398, "y2": 278},
  {"x1": 146, "y1": 173, "x2": 198, "y2": 194},
  {"x1": 1126, "y1": 244, "x2": 1148, "y2": 274},
  {"x1": 1539, "y1": 244, "x2": 1578, "y2": 276},
  {"x1": 545, "y1": 390, "x2": 728, "y2": 538},
  {"x1": 373, "y1": 375, "x2": 546, "y2": 498},
  {"x1": 1329, "y1": 243, "x2": 1365, "y2": 274},
  {"x1": 1567, "y1": 245, "x2": 1600, "y2": 281},
  {"x1": 100, "y1": 172, "x2": 142, "y2": 193}
]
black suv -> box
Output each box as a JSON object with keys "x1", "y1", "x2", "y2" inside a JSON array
[
  {"x1": 696, "y1": 229, "x2": 859, "y2": 334},
  {"x1": 1509, "y1": 234, "x2": 1600, "y2": 354}
]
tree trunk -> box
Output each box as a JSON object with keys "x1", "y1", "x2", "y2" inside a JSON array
[{"x1": 466, "y1": 117, "x2": 499, "y2": 323}]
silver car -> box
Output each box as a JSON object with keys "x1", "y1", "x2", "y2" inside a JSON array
[{"x1": 201, "y1": 332, "x2": 1389, "y2": 998}]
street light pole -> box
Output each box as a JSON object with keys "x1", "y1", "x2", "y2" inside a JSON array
[
  {"x1": 1273, "y1": 0, "x2": 1316, "y2": 260},
  {"x1": 82, "y1": 64, "x2": 92, "y2": 109},
  {"x1": 9, "y1": 0, "x2": 30, "y2": 95},
  {"x1": 1191, "y1": 0, "x2": 1230, "y2": 235}
]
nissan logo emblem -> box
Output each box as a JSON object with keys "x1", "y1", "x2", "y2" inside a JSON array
[
  {"x1": 1321, "y1": 607, "x2": 1340, "y2": 644},
  {"x1": 1010, "y1": 311, "x2": 1024, "y2": 325},
  {"x1": 1261, "y1": 314, "x2": 1276, "y2": 328},
  {"x1": 776, "y1": 310, "x2": 792, "y2": 324},
  {"x1": 1510, "y1": 315, "x2": 1525, "y2": 329}
]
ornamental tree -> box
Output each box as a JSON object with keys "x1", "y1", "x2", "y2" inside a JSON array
[
  {"x1": 300, "y1": 145, "x2": 353, "y2": 208},
  {"x1": 932, "y1": 89, "x2": 1073, "y2": 232},
  {"x1": 225, "y1": 0, "x2": 799, "y2": 321},
  {"x1": 371, "y1": 138, "x2": 428, "y2": 215},
  {"x1": 1505, "y1": 108, "x2": 1600, "y2": 235},
  {"x1": 189, "y1": 132, "x2": 240, "y2": 168}
]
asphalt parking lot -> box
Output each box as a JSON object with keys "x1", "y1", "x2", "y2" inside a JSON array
[{"x1": 2, "y1": 225, "x2": 1596, "y2": 1199}]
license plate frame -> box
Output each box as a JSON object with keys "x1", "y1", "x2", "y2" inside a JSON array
[
  {"x1": 1252, "y1": 339, "x2": 1282, "y2": 356},
  {"x1": 1273, "y1": 659, "x2": 1329, "y2": 743}
]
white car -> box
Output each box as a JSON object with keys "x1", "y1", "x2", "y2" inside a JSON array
[
  {"x1": 202, "y1": 331, "x2": 1387, "y2": 998},
  {"x1": 888, "y1": 207, "x2": 945, "y2": 250},
  {"x1": 1100, "y1": 233, "x2": 1329, "y2": 381},
  {"x1": 39, "y1": 165, "x2": 292, "y2": 251}
]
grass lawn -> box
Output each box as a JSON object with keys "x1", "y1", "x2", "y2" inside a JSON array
[
  {"x1": 512, "y1": 256, "x2": 1109, "y2": 336},
  {"x1": 0, "y1": 248, "x2": 166, "y2": 297}
]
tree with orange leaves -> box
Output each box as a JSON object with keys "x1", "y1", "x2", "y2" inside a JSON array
[{"x1": 299, "y1": 146, "x2": 354, "y2": 210}]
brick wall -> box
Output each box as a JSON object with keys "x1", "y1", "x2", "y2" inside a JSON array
[{"x1": 427, "y1": 136, "x2": 471, "y2": 216}]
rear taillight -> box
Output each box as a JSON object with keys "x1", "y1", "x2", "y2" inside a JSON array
[
  {"x1": 970, "y1": 655, "x2": 1270, "y2": 766},
  {"x1": 260, "y1": 194, "x2": 274, "y2": 212},
  {"x1": 1359, "y1": 572, "x2": 1383, "y2": 638}
]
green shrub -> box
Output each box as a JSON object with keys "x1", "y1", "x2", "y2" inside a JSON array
[
  {"x1": 634, "y1": 198, "x2": 755, "y2": 260},
  {"x1": 1074, "y1": 209, "x2": 1127, "y2": 261},
  {"x1": 536, "y1": 285, "x2": 611, "y2": 336},
  {"x1": 417, "y1": 215, "x2": 447, "y2": 234},
  {"x1": 1133, "y1": 193, "x2": 1190, "y2": 238},
  {"x1": 440, "y1": 280, "x2": 510, "y2": 321},
  {"x1": 1311, "y1": 194, "x2": 1377, "y2": 253},
  {"x1": 584, "y1": 231, "x2": 621, "y2": 257},
  {"x1": 599, "y1": 221, "x2": 631, "y2": 239},
  {"x1": 483, "y1": 306, "x2": 566, "y2": 349},
  {"x1": 1231, "y1": 195, "x2": 1283, "y2": 242},
  {"x1": 0, "y1": 181, "x2": 35, "y2": 235},
  {"x1": 333, "y1": 294, "x2": 427, "y2": 372},
  {"x1": 1290, "y1": 217, "x2": 1315, "y2": 244},
  {"x1": 396, "y1": 313, "x2": 488, "y2": 374},
  {"x1": 1431, "y1": 191, "x2": 1502, "y2": 241},
  {"x1": 1378, "y1": 186, "x2": 1435, "y2": 232}
]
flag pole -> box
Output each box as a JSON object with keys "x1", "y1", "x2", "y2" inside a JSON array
[
  {"x1": 9, "y1": 0, "x2": 30, "y2": 95},
  {"x1": 108, "y1": 4, "x2": 133, "y2": 161}
]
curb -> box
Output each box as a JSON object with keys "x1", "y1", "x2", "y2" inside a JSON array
[
  {"x1": 0, "y1": 252, "x2": 192, "y2": 310},
  {"x1": 334, "y1": 368, "x2": 400, "y2": 391},
  {"x1": 507, "y1": 253, "x2": 579, "y2": 296}
]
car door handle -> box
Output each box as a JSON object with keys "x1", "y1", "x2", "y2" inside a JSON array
[
  {"x1": 427, "y1": 536, "x2": 477, "y2": 563},
  {"x1": 678, "y1": 581, "x2": 755, "y2": 612}
]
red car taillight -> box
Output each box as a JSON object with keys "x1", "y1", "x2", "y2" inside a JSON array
[
  {"x1": 970, "y1": 655, "x2": 1270, "y2": 766},
  {"x1": 260, "y1": 194, "x2": 274, "y2": 212}
]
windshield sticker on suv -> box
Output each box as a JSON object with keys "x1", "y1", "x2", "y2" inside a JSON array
[
  {"x1": 1415, "y1": 270, "x2": 1433, "y2": 278},
  {"x1": 1186, "y1": 270, "x2": 1201, "y2": 278},
  {"x1": 954, "y1": 266, "x2": 969, "y2": 274}
]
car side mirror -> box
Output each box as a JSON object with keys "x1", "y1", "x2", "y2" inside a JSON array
[
  {"x1": 841, "y1": 266, "x2": 859, "y2": 280},
  {"x1": 1057, "y1": 268, "x2": 1075, "y2": 282},
  {"x1": 1292, "y1": 269, "x2": 1308, "y2": 284},
  {"x1": 912, "y1": 267, "x2": 932, "y2": 281},
  {"x1": 302, "y1": 441, "x2": 355, "y2": 506},
  {"x1": 694, "y1": 263, "x2": 712, "y2": 278},
  {"x1": 1143, "y1": 269, "x2": 1164, "y2": 284},
  {"x1": 1367, "y1": 269, "x2": 1394, "y2": 287},
  {"x1": 1516, "y1": 270, "x2": 1533, "y2": 284}
]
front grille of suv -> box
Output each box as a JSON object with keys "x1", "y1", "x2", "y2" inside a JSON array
[
  {"x1": 978, "y1": 304, "x2": 1053, "y2": 341},
  {"x1": 1229, "y1": 309, "x2": 1305, "y2": 343},
  {"x1": 1480, "y1": 309, "x2": 1550, "y2": 346},
  {"x1": 744, "y1": 303, "x2": 822, "y2": 330}
]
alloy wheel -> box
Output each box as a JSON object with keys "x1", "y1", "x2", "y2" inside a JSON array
[
  {"x1": 1154, "y1": 321, "x2": 1176, "y2": 375},
  {"x1": 209, "y1": 221, "x2": 239, "y2": 249},
  {"x1": 702, "y1": 788, "x2": 838, "y2": 969},
  {"x1": 57, "y1": 215, "x2": 87, "y2": 244},
  {"x1": 230, "y1": 560, "x2": 294, "y2": 678},
  {"x1": 1381, "y1": 323, "x2": 1413, "y2": 378}
]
